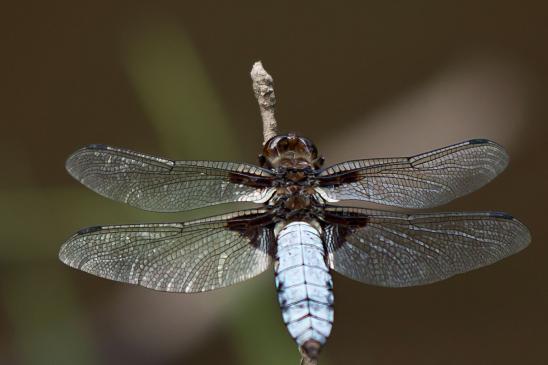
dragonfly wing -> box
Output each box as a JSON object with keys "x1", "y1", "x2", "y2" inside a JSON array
[
  {"x1": 59, "y1": 209, "x2": 275, "y2": 293},
  {"x1": 317, "y1": 139, "x2": 508, "y2": 208},
  {"x1": 321, "y1": 206, "x2": 530, "y2": 287},
  {"x1": 66, "y1": 145, "x2": 276, "y2": 212}
]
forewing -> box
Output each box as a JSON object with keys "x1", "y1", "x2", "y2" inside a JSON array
[
  {"x1": 322, "y1": 206, "x2": 530, "y2": 287},
  {"x1": 317, "y1": 139, "x2": 508, "y2": 208},
  {"x1": 59, "y1": 209, "x2": 275, "y2": 293},
  {"x1": 66, "y1": 145, "x2": 276, "y2": 212}
]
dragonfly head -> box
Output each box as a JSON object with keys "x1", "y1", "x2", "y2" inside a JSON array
[{"x1": 259, "y1": 133, "x2": 324, "y2": 170}]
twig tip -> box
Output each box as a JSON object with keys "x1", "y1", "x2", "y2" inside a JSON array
[{"x1": 250, "y1": 61, "x2": 278, "y2": 144}]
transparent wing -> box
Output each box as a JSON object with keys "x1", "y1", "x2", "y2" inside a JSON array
[
  {"x1": 322, "y1": 206, "x2": 530, "y2": 287},
  {"x1": 66, "y1": 145, "x2": 276, "y2": 212},
  {"x1": 317, "y1": 139, "x2": 508, "y2": 208},
  {"x1": 59, "y1": 209, "x2": 275, "y2": 293}
]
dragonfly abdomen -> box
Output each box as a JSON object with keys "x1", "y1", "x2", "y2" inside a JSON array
[{"x1": 275, "y1": 221, "x2": 333, "y2": 359}]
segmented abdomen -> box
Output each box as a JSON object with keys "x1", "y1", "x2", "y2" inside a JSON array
[{"x1": 275, "y1": 221, "x2": 333, "y2": 358}]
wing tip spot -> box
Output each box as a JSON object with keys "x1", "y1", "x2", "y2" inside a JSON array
[
  {"x1": 77, "y1": 226, "x2": 102, "y2": 235},
  {"x1": 489, "y1": 212, "x2": 514, "y2": 220},
  {"x1": 87, "y1": 144, "x2": 109, "y2": 150},
  {"x1": 468, "y1": 138, "x2": 490, "y2": 145}
]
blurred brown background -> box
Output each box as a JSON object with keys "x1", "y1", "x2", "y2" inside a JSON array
[{"x1": 1, "y1": 1, "x2": 547, "y2": 365}]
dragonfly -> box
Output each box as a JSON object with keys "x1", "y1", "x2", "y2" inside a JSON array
[{"x1": 59, "y1": 134, "x2": 530, "y2": 360}]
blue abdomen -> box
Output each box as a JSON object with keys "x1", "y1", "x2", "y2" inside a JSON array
[{"x1": 275, "y1": 221, "x2": 333, "y2": 359}]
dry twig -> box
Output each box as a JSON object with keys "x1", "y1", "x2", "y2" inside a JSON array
[
  {"x1": 250, "y1": 61, "x2": 279, "y2": 144},
  {"x1": 300, "y1": 349, "x2": 318, "y2": 365}
]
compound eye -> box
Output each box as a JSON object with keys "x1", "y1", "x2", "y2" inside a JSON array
[{"x1": 278, "y1": 137, "x2": 289, "y2": 149}]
